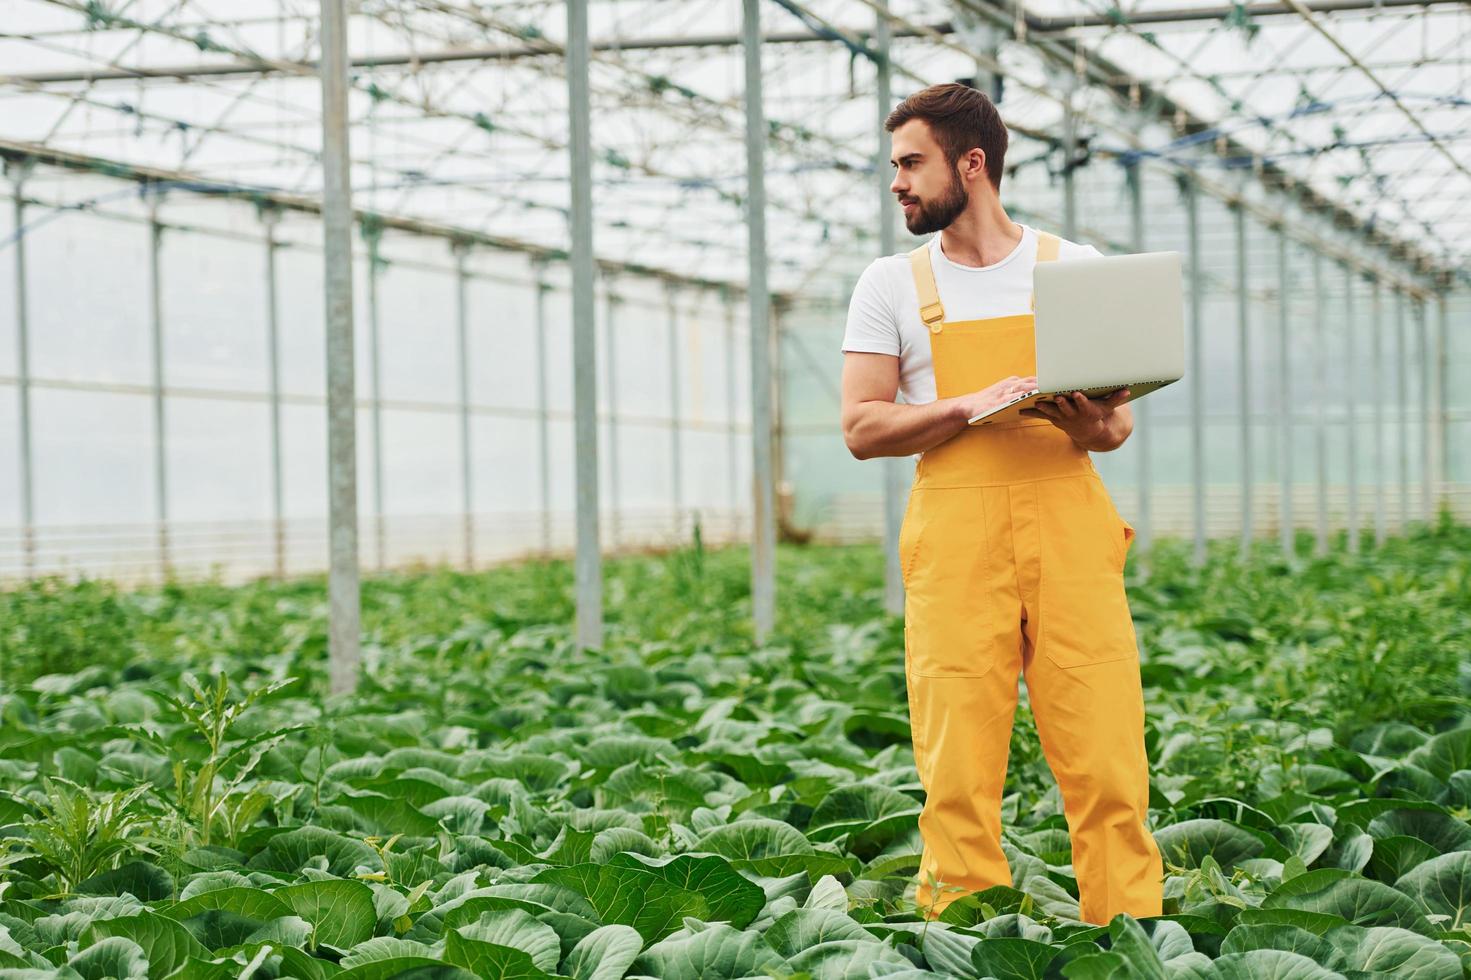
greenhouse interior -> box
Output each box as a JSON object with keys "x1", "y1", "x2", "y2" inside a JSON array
[{"x1": 2, "y1": 0, "x2": 1470, "y2": 977}]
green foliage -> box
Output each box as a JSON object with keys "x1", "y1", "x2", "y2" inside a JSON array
[
  {"x1": 0, "y1": 522, "x2": 1468, "y2": 976},
  {"x1": 3, "y1": 778, "x2": 154, "y2": 898}
]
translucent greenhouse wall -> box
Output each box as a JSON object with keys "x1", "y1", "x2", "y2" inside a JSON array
[
  {"x1": 1, "y1": 154, "x2": 1465, "y2": 587},
  {"x1": 0, "y1": 165, "x2": 753, "y2": 584},
  {"x1": 780, "y1": 156, "x2": 1469, "y2": 546}
]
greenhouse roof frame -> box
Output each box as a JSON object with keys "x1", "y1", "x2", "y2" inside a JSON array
[{"x1": 2, "y1": 0, "x2": 1467, "y2": 294}]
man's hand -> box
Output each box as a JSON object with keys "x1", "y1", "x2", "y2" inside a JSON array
[
  {"x1": 953, "y1": 375, "x2": 1037, "y2": 422},
  {"x1": 1020, "y1": 389, "x2": 1132, "y2": 451}
]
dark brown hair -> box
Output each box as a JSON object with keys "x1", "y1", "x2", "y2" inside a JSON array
[{"x1": 885, "y1": 82, "x2": 1008, "y2": 190}]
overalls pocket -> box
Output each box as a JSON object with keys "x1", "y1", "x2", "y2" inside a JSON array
[
  {"x1": 1036, "y1": 475, "x2": 1139, "y2": 670},
  {"x1": 901, "y1": 489, "x2": 995, "y2": 678}
]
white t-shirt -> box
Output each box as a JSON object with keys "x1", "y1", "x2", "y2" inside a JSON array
[{"x1": 841, "y1": 223, "x2": 1102, "y2": 405}]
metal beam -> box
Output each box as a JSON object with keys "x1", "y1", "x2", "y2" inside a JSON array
[
  {"x1": 744, "y1": 0, "x2": 776, "y2": 643},
  {"x1": 0, "y1": 142, "x2": 744, "y2": 297},
  {"x1": 9, "y1": 0, "x2": 1455, "y2": 84},
  {"x1": 321, "y1": 0, "x2": 361, "y2": 695},
  {"x1": 568, "y1": 0, "x2": 604, "y2": 652}
]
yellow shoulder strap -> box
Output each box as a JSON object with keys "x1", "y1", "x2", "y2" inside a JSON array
[
  {"x1": 908, "y1": 243, "x2": 945, "y2": 327},
  {"x1": 1029, "y1": 231, "x2": 1062, "y2": 311}
]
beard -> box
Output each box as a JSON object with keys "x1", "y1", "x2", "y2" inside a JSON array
[{"x1": 902, "y1": 168, "x2": 968, "y2": 235}]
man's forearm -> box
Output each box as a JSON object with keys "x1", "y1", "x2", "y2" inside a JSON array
[{"x1": 846, "y1": 398, "x2": 968, "y2": 459}]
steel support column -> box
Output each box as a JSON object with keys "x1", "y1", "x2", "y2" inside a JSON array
[
  {"x1": 568, "y1": 0, "x2": 604, "y2": 650},
  {"x1": 1343, "y1": 263, "x2": 1359, "y2": 554},
  {"x1": 743, "y1": 0, "x2": 776, "y2": 641},
  {"x1": 667, "y1": 285, "x2": 684, "y2": 538},
  {"x1": 8, "y1": 169, "x2": 35, "y2": 578},
  {"x1": 1275, "y1": 224, "x2": 1293, "y2": 561},
  {"x1": 1234, "y1": 203, "x2": 1252, "y2": 551},
  {"x1": 603, "y1": 287, "x2": 621, "y2": 549},
  {"x1": 1394, "y1": 287, "x2": 1408, "y2": 530},
  {"x1": 1127, "y1": 161, "x2": 1151, "y2": 563},
  {"x1": 1184, "y1": 175, "x2": 1205, "y2": 566},
  {"x1": 364, "y1": 223, "x2": 386, "y2": 569},
  {"x1": 1416, "y1": 296, "x2": 1431, "y2": 523},
  {"x1": 1371, "y1": 277, "x2": 1386, "y2": 547},
  {"x1": 877, "y1": 0, "x2": 904, "y2": 617},
  {"x1": 454, "y1": 242, "x2": 474, "y2": 569},
  {"x1": 263, "y1": 207, "x2": 286, "y2": 578},
  {"x1": 533, "y1": 261, "x2": 553, "y2": 556},
  {"x1": 1312, "y1": 250, "x2": 1328, "y2": 556},
  {"x1": 148, "y1": 214, "x2": 170, "y2": 578},
  {"x1": 321, "y1": 0, "x2": 361, "y2": 694}
]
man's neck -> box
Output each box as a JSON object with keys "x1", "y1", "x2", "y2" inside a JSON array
[{"x1": 937, "y1": 207, "x2": 1023, "y2": 268}]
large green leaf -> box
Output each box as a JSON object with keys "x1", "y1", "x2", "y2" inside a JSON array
[
  {"x1": 452, "y1": 909, "x2": 561, "y2": 972},
  {"x1": 530, "y1": 864, "x2": 706, "y2": 944},
  {"x1": 1219, "y1": 923, "x2": 1334, "y2": 960},
  {"x1": 82, "y1": 910, "x2": 208, "y2": 976},
  {"x1": 1206, "y1": 948, "x2": 1343, "y2": 978},
  {"x1": 74, "y1": 862, "x2": 174, "y2": 902},
  {"x1": 562, "y1": 924, "x2": 643, "y2": 980},
  {"x1": 1152, "y1": 819, "x2": 1265, "y2": 871},
  {"x1": 630, "y1": 922, "x2": 787, "y2": 979},
  {"x1": 246, "y1": 826, "x2": 379, "y2": 877},
  {"x1": 1322, "y1": 923, "x2": 1463, "y2": 977},
  {"x1": 275, "y1": 879, "x2": 378, "y2": 950},
  {"x1": 1367, "y1": 809, "x2": 1471, "y2": 854},
  {"x1": 160, "y1": 887, "x2": 293, "y2": 925},
  {"x1": 67, "y1": 936, "x2": 149, "y2": 980},
  {"x1": 763, "y1": 908, "x2": 871, "y2": 958},
  {"x1": 783, "y1": 939, "x2": 911, "y2": 979},
  {"x1": 969, "y1": 936, "x2": 1063, "y2": 980},
  {"x1": 1262, "y1": 867, "x2": 1433, "y2": 933},
  {"x1": 442, "y1": 929, "x2": 553, "y2": 979},
  {"x1": 1393, "y1": 850, "x2": 1471, "y2": 927},
  {"x1": 605, "y1": 853, "x2": 765, "y2": 928}
]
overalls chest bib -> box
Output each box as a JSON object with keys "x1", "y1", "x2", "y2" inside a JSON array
[{"x1": 909, "y1": 230, "x2": 1095, "y2": 487}]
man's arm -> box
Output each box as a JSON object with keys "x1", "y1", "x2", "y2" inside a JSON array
[{"x1": 841, "y1": 351, "x2": 1038, "y2": 459}]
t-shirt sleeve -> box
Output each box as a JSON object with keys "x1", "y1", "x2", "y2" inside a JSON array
[{"x1": 841, "y1": 259, "x2": 900, "y2": 356}]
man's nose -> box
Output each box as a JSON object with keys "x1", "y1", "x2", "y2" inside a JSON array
[{"x1": 890, "y1": 173, "x2": 905, "y2": 195}]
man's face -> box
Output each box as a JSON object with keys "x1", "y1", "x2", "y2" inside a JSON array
[{"x1": 889, "y1": 119, "x2": 969, "y2": 235}]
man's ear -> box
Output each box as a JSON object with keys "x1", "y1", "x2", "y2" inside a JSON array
[{"x1": 959, "y1": 148, "x2": 987, "y2": 185}]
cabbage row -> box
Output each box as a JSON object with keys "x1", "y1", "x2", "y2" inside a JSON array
[{"x1": 1, "y1": 521, "x2": 1469, "y2": 978}]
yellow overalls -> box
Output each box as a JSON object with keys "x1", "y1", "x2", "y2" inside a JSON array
[{"x1": 899, "y1": 230, "x2": 1164, "y2": 925}]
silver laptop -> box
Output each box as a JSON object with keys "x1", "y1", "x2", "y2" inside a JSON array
[{"x1": 967, "y1": 250, "x2": 1185, "y2": 426}]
